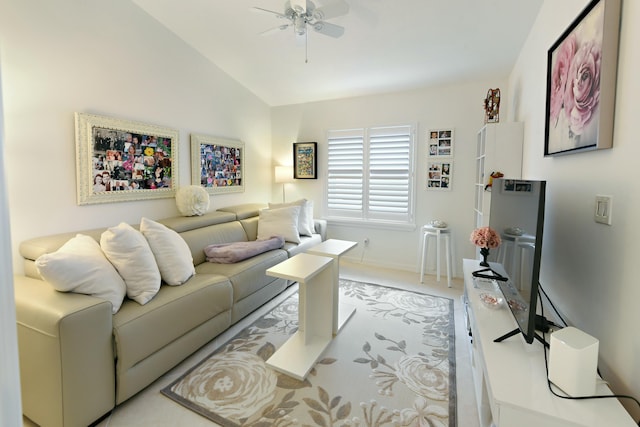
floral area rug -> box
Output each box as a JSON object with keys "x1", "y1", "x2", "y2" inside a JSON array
[{"x1": 162, "y1": 279, "x2": 456, "y2": 426}]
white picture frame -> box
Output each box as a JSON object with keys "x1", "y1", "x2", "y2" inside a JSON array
[
  {"x1": 191, "y1": 134, "x2": 244, "y2": 194},
  {"x1": 75, "y1": 112, "x2": 178, "y2": 205}
]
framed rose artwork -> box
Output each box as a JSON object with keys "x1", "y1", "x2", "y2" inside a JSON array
[{"x1": 544, "y1": 0, "x2": 621, "y2": 156}]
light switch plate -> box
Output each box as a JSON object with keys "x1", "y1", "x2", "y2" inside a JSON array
[{"x1": 594, "y1": 195, "x2": 612, "y2": 225}]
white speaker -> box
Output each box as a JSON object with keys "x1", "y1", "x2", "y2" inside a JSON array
[{"x1": 548, "y1": 326, "x2": 599, "y2": 397}]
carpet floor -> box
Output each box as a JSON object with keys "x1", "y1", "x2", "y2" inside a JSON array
[{"x1": 161, "y1": 279, "x2": 456, "y2": 427}]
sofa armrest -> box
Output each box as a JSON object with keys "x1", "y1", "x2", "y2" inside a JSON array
[
  {"x1": 14, "y1": 276, "x2": 115, "y2": 427},
  {"x1": 314, "y1": 219, "x2": 327, "y2": 241}
]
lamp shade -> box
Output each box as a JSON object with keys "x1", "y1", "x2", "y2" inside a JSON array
[{"x1": 274, "y1": 166, "x2": 294, "y2": 183}]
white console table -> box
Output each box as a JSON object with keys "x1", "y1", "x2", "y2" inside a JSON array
[
  {"x1": 463, "y1": 259, "x2": 636, "y2": 427},
  {"x1": 265, "y1": 253, "x2": 334, "y2": 381},
  {"x1": 307, "y1": 239, "x2": 357, "y2": 335}
]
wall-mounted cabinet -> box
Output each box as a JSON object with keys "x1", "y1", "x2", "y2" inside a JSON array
[{"x1": 474, "y1": 123, "x2": 524, "y2": 228}]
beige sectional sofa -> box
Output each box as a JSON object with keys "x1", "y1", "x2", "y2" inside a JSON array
[{"x1": 14, "y1": 203, "x2": 326, "y2": 427}]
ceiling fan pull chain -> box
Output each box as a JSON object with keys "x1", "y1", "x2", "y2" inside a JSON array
[{"x1": 305, "y1": 31, "x2": 308, "y2": 63}]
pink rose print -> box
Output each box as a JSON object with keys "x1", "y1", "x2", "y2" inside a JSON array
[
  {"x1": 549, "y1": 35, "x2": 576, "y2": 126},
  {"x1": 563, "y1": 40, "x2": 601, "y2": 135}
]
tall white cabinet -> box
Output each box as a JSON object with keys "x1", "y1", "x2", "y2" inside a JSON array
[{"x1": 474, "y1": 123, "x2": 524, "y2": 228}]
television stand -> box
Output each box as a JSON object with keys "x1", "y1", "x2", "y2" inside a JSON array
[
  {"x1": 472, "y1": 267, "x2": 508, "y2": 281},
  {"x1": 494, "y1": 315, "x2": 552, "y2": 347},
  {"x1": 494, "y1": 328, "x2": 549, "y2": 347},
  {"x1": 463, "y1": 259, "x2": 636, "y2": 427}
]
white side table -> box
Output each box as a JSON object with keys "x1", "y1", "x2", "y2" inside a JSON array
[
  {"x1": 308, "y1": 239, "x2": 358, "y2": 335},
  {"x1": 265, "y1": 253, "x2": 334, "y2": 380}
]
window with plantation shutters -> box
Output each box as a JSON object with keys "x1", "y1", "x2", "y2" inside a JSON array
[{"x1": 326, "y1": 125, "x2": 415, "y2": 224}]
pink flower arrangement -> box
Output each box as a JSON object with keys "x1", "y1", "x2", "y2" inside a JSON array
[{"x1": 470, "y1": 227, "x2": 501, "y2": 249}]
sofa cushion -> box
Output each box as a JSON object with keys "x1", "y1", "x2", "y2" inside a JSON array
[
  {"x1": 100, "y1": 223, "x2": 161, "y2": 305},
  {"x1": 269, "y1": 199, "x2": 314, "y2": 236},
  {"x1": 257, "y1": 205, "x2": 301, "y2": 243},
  {"x1": 140, "y1": 217, "x2": 195, "y2": 286},
  {"x1": 34, "y1": 234, "x2": 126, "y2": 314},
  {"x1": 196, "y1": 249, "x2": 288, "y2": 303},
  {"x1": 112, "y1": 273, "x2": 232, "y2": 376}
]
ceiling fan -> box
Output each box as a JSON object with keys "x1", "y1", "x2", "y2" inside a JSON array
[{"x1": 253, "y1": 0, "x2": 349, "y2": 61}]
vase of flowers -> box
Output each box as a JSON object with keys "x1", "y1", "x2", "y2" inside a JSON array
[{"x1": 470, "y1": 227, "x2": 501, "y2": 267}]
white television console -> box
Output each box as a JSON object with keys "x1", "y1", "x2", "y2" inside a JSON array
[{"x1": 462, "y1": 259, "x2": 636, "y2": 427}]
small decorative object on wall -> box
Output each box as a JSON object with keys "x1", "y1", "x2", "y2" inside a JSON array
[
  {"x1": 75, "y1": 112, "x2": 178, "y2": 205},
  {"x1": 293, "y1": 142, "x2": 317, "y2": 179},
  {"x1": 427, "y1": 160, "x2": 453, "y2": 190},
  {"x1": 191, "y1": 134, "x2": 244, "y2": 194},
  {"x1": 484, "y1": 88, "x2": 501, "y2": 123},
  {"x1": 544, "y1": 0, "x2": 621, "y2": 156},
  {"x1": 428, "y1": 129, "x2": 454, "y2": 157},
  {"x1": 485, "y1": 171, "x2": 504, "y2": 191}
]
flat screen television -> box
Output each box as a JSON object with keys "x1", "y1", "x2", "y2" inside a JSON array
[{"x1": 488, "y1": 178, "x2": 547, "y2": 345}]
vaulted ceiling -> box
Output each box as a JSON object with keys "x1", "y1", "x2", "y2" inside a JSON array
[{"x1": 132, "y1": 0, "x2": 544, "y2": 106}]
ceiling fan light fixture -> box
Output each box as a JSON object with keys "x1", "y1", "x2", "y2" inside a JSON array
[{"x1": 294, "y1": 16, "x2": 307, "y2": 35}]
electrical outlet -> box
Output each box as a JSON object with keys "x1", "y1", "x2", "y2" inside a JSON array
[
  {"x1": 594, "y1": 195, "x2": 612, "y2": 225},
  {"x1": 363, "y1": 237, "x2": 370, "y2": 246}
]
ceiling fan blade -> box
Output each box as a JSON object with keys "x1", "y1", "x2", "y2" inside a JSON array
[
  {"x1": 251, "y1": 6, "x2": 288, "y2": 19},
  {"x1": 313, "y1": 0, "x2": 349, "y2": 20},
  {"x1": 312, "y1": 21, "x2": 345, "y2": 38},
  {"x1": 260, "y1": 24, "x2": 291, "y2": 36}
]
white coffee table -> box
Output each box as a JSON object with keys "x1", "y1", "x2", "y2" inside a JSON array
[
  {"x1": 307, "y1": 239, "x2": 358, "y2": 335},
  {"x1": 265, "y1": 252, "x2": 334, "y2": 381}
]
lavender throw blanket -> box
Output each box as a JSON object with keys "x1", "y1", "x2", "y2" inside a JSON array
[{"x1": 204, "y1": 236, "x2": 285, "y2": 264}]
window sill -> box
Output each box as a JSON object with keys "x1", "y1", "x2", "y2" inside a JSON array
[{"x1": 325, "y1": 217, "x2": 416, "y2": 232}]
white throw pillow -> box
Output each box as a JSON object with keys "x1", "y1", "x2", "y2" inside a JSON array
[
  {"x1": 257, "y1": 206, "x2": 301, "y2": 243},
  {"x1": 269, "y1": 199, "x2": 315, "y2": 236},
  {"x1": 140, "y1": 217, "x2": 195, "y2": 286},
  {"x1": 175, "y1": 185, "x2": 210, "y2": 216},
  {"x1": 35, "y1": 234, "x2": 126, "y2": 314},
  {"x1": 100, "y1": 222, "x2": 161, "y2": 305}
]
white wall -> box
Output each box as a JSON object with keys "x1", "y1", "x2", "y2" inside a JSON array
[
  {"x1": 271, "y1": 79, "x2": 510, "y2": 275},
  {"x1": 0, "y1": 0, "x2": 273, "y2": 275},
  {"x1": 509, "y1": 0, "x2": 640, "y2": 420}
]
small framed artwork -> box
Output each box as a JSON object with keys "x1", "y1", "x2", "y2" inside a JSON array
[
  {"x1": 75, "y1": 112, "x2": 178, "y2": 205},
  {"x1": 293, "y1": 142, "x2": 317, "y2": 179},
  {"x1": 428, "y1": 129, "x2": 454, "y2": 157},
  {"x1": 503, "y1": 179, "x2": 533, "y2": 193},
  {"x1": 544, "y1": 0, "x2": 621, "y2": 156},
  {"x1": 191, "y1": 134, "x2": 244, "y2": 194},
  {"x1": 427, "y1": 160, "x2": 453, "y2": 190}
]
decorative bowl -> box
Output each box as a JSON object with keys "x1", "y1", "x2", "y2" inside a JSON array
[
  {"x1": 479, "y1": 292, "x2": 503, "y2": 309},
  {"x1": 504, "y1": 226, "x2": 524, "y2": 236},
  {"x1": 428, "y1": 220, "x2": 448, "y2": 228}
]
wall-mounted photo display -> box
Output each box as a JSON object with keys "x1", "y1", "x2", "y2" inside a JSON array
[
  {"x1": 503, "y1": 179, "x2": 533, "y2": 193},
  {"x1": 428, "y1": 129, "x2": 454, "y2": 157},
  {"x1": 191, "y1": 134, "x2": 244, "y2": 194},
  {"x1": 75, "y1": 112, "x2": 178, "y2": 205},
  {"x1": 427, "y1": 160, "x2": 453, "y2": 190}
]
